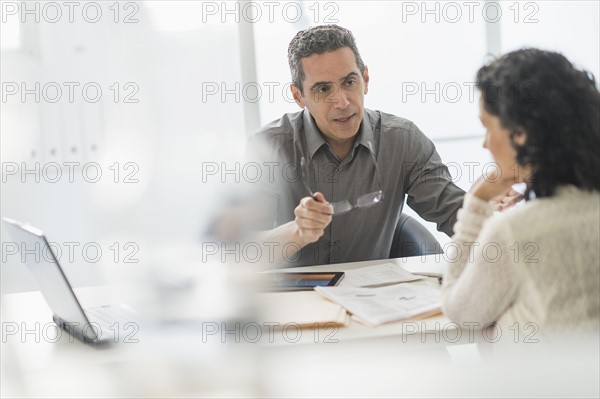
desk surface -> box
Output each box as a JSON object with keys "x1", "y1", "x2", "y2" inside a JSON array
[
  {"x1": 265, "y1": 255, "x2": 450, "y2": 345},
  {"x1": 281, "y1": 253, "x2": 445, "y2": 274},
  {"x1": 2, "y1": 255, "x2": 598, "y2": 398}
]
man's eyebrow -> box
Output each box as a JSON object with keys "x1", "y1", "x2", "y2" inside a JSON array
[
  {"x1": 340, "y1": 72, "x2": 359, "y2": 81},
  {"x1": 309, "y1": 72, "x2": 360, "y2": 91}
]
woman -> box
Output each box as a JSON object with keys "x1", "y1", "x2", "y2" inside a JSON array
[{"x1": 441, "y1": 49, "x2": 600, "y2": 335}]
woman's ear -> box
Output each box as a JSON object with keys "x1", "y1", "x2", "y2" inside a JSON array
[{"x1": 513, "y1": 127, "x2": 528, "y2": 146}]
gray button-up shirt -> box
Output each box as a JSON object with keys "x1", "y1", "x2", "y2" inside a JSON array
[{"x1": 247, "y1": 108, "x2": 465, "y2": 266}]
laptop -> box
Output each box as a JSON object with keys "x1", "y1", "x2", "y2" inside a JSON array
[{"x1": 2, "y1": 218, "x2": 139, "y2": 345}]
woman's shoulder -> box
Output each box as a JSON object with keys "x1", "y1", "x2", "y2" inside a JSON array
[{"x1": 492, "y1": 186, "x2": 599, "y2": 237}]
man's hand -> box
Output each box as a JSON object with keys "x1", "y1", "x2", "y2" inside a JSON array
[{"x1": 294, "y1": 192, "x2": 333, "y2": 245}]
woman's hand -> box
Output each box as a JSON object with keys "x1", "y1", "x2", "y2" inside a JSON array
[
  {"x1": 490, "y1": 188, "x2": 524, "y2": 211},
  {"x1": 470, "y1": 164, "x2": 530, "y2": 202}
]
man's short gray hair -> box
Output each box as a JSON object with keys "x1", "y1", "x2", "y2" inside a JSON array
[{"x1": 287, "y1": 24, "x2": 365, "y2": 96}]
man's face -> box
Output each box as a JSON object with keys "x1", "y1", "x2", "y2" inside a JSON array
[{"x1": 291, "y1": 47, "x2": 369, "y2": 147}]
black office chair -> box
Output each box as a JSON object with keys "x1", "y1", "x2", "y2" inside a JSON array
[{"x1": 389, "y1": 214, "x2": 444, "y2": 258}]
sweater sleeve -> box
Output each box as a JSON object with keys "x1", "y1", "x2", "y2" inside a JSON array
[{"x1": 441, "y1": 193, "x2": 520, "y2": 326}]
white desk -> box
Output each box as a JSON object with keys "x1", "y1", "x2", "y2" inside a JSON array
[{"x1": 2, "y1": 255, "x2": 598, "y2": 397}]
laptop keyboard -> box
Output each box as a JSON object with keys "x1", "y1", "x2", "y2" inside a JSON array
[{"x1": 85, "y1": 304, "x2": 139, "y2": 330}]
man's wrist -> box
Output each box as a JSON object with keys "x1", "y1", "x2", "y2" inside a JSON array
[{"x1": 289, "y1": 222, "x2": 309, "y2": 248}]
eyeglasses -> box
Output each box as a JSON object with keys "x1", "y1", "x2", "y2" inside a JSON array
[{"x1": 300, "y1": 141, "x2": 384, "y2": 215}]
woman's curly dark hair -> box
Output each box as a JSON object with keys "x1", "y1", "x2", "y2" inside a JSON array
[{"x1": 476, "y1": 48, "x2": 600, "y2": 199}]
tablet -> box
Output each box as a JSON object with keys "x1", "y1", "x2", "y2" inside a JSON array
[{"x1": 259, "y1": 272, "x2": 345, "y2": 292}]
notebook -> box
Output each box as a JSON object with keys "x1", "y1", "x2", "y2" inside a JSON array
[{"x1": 256, "y1": 290, "x2": 349, "y2": 328}]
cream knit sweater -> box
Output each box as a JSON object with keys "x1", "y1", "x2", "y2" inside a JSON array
[{"x1": 442, "y1": 186, "x2": 600, "y2": 335}]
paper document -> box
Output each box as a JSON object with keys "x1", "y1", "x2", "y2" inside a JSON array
[
  {"x1": 315, "y1": 284, "x2": 440, "y2": 326},
  {"x1": 397, "y1": 255, "x2": 446, "y2": 278},
  {"x1": 256, "y1": 290, "x2": 349, "y2": 328},
  {"x1": 337, "y1": 263, "x2": 423, "y2": 288}
]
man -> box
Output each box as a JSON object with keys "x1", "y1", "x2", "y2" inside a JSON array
[{"x1": 247, "y1": 24, "x2": 465, "y2": 267}]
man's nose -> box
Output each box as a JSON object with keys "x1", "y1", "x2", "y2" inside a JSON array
[{"x1": 331, "y1": 87, "x2": 350, "y2": 109}]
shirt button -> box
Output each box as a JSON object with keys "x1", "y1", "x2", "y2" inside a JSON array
[{"x1": 338, "y1": 167, "x2": 342, "y2": 171}]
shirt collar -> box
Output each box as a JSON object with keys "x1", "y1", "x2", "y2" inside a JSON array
[
  {"x1": 303, "y1": 110, "x2": 327, "y2": 160},
  {"x1": 354, "y1": 109, "x2": 376, "y2": 155},
  {"x1": 302, "y1": 109, "x2": 376, "y2": 160}
]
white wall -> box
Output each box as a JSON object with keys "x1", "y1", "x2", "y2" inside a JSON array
[{"x1": 1, "y1": 2, "x2": 246, "y2": 293}]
